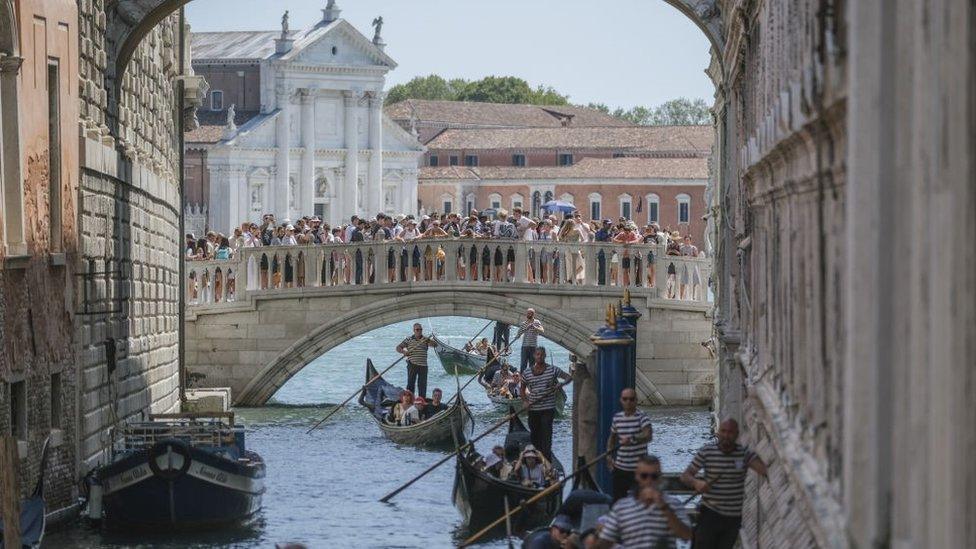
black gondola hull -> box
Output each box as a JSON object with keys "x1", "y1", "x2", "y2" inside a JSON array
[{"x1": 98, "y1": 446, "x2": 265, "y2": 528}]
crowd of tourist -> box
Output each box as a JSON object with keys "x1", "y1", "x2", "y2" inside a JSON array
[{"x1": 185, "y1": 208, "x2": 708, "y2": 304}]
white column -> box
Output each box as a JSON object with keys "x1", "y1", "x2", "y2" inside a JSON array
[
  {"x1": 300, "y1": 89, "x2": 316, "y2": 218},
  {"x1": 227, "y1": 167, "x2": 242, "y2": 233},
  {"x1": 0, "y1": 56, "x2": 26, "y2": 255},
  {"x1": 368, "y1": 91, "x2": 384, "y2": 214},
  {"x1": 343, "y1": 90, "x2": 360, "y2": 221},
  {"x1": 275, "y1": 84, "x2": 291, "y2": 221},
  {"x1": 207, "y1": 166, "x2": 228, "y2": 234}
]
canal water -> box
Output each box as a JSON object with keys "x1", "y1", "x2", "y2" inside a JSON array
[{"x1": 48, "y1": 317, "x2": 712, "y2": 548}]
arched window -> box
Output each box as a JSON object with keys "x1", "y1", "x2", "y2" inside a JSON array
[
  {"x1": 588, "y1": 193, "x2": 602, "y2": 221},
  {"x1": 210, "y1": 90, "x2": 224, "y2": 111},
  {"x1": 531, "y1": 191, "x2": 542, "y2": 216},
  {"x1": 618, "y1": 193, "x2": 633, "y2": 221},
  {"x1": 510, "y1": 193, "x2": 524, "y2": 211},
  {"x1": 677, "y1": 193, "x2": 691, "y2": 224},
  {"x1": 488, "y1": 193, "x2": 502, "y2": 211},
  {"x1": 248, "y1": 168, "x2": 270, "y2": 215},
  {"x1": 544, "y1": 190, "x2": 554, "y2": 203},
  {"x1": 559, "y1": 193, "x2": 574, "y2": 205},
  {"x1": 646, "y1": 193, "x2": 660, "y2": 224}
]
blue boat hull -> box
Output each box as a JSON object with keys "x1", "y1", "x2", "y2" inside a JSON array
[{"x1": 98, "y1": 444, "x2": 265, "y2": 528}]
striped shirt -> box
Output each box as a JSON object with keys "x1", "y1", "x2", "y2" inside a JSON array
[
  {"x1": 688, "y1": 442, "x2": 756, "y2": 517},
  {"x1": 522, "y1": 364, "x2": 565, "y2": 411},
  {"x1": 611, "y1": 410, "x2": 653, "y2": 471},
  {"x1": 399, "y1": 336, "x2": 432, "y2": 368},
  {"x1": 599, "y1": 493, "x2": 688, "y2": 549},
  {"x1": 518, "y1": 319, "x2": 543, "y2": 347}
]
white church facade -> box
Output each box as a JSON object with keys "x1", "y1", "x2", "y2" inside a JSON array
[{"x1": 184, "y1": 3, "x2": 424, "y2": 234}]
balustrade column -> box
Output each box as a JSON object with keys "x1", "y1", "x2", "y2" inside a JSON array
[
  {"x1": 584, "y1": 244, "x2": 599, "y2": 286},
  {"x1": 376, "y1": 243, "x2": 390, "y2": 284},
  {"x1": 444, "y1": 241, "x2": 459, "y2": 282}
]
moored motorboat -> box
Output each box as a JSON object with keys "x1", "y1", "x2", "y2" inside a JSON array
[
  {"x1": 90, "y1": 412, "x2": 264, "y2": 529},
  {"x1": 0, "y1": 438, "x2": 50, "y2": 548},
  {"x1": 431, "y1": 335, "x2": 486, "y2": 376},
  {"x1": 359, "y1": 359, "x2": 474, "y2": 447},
  {"x1": 453, "y1": 412, "x2": 564, "y2": 533}
]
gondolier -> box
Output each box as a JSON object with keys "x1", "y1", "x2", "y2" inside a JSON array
[
  {"x1": 516, "y1": 308, "x2": 545, "y2": 372},
  {"x1": 606, "y1": 388, "x2": 653, "y2": 502},
  {"x1": 520, "y1": 347, "x2": 572, "y2": 462},
  {"x1": 396, "y1": 323, "x2": 438, "y2": 399},
  {"x1": 680, "y1": 418, "x2": 768, "y2": 549}
]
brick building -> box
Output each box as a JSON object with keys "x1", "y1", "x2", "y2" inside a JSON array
[{"x1": 399, "y1": 104, "x2": 714, "y2": 243}]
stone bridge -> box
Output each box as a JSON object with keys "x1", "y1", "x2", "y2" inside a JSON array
[{"x1": 184, "y1": 239, "x2": 714, "y2": 406}]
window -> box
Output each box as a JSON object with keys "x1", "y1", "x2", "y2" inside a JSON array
[
  {"x1": 647, "y1": 193, "x2": 660, "y2": 224},
  {"x1": 531, "y1": 191, "x2": 542, "y2": 216},
  {"x1": 440, "y1": 193, "x2": 453, "y2": 215},
  {"x1": 211, "y1": 90, "x2": 224, "y2": 111},
  {"x1": 50, "y1": 373, "x2": 62, "y2": 429},
  {"x1": 428, "y1": 155, "x2": 439, "y2": 167},
  {"x1": 677, "y1": 193, "x2": 691, "y2": 223},
  {"x1": 449, "y1": 155, "x2": 459, "y2": 166},
  {"x1": 558, "y1": 153, "x2": 574, "y2": 166},
  {"x1": 443, "y1": 201, "x2": 452, "y2": 214},
  {"x1": 512, "y1": 154, "x2": 526, "y2": 167},
  {"x1": 314, "y1": 203, "x2": 325, "y2": 219},
  {"x1": 544, "y1": 190, "x2": 554, "y2": 204},
  {"x1": 489, "y1": 193, "x2": 502, "y2": 210},
  {"x1": 331, "y1": 46, "x2": 338, "y2": 55},
  {"x1": 10, "y1": 380, "x2": 26, "y2": 440},
  {"x1": 465, "y1": 194, "x2": 476, "y2": 214},
  {"x1": 619, "y1": 194, "x2": 632, "y2": 220},
  {"x1": 464, "y1": 155, "x2": 479, "y2": 167},
  {"x1": 588, "y1": 193, "x2": 602, "y2": 221},
  {"x1": 510, "y1": 193, "x2": 524, "y2": 211},
  {"x1": 48, "y1": 61, "x2": 62, "y2": 253}
]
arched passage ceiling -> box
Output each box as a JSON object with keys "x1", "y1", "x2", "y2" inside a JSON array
[{"x1": 103, "y1": 0, "x2": 724, "y2": 139}]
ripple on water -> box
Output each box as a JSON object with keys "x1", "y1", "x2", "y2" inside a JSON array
[{"x1": 46, "y1": 317, "x2": 712, "y2": 548}]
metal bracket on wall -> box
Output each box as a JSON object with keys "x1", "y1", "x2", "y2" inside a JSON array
[{"x1": 74, "y1": 269, "x2": 125, "y2": 316}]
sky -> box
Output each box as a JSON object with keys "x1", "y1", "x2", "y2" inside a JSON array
[{"x1": 184, "y1": 0, "x2": 714, "y2": 110}]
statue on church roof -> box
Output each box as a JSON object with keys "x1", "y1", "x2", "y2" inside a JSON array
[
  {"x1": 281, "y1": 10, "x2": 290, "y2": 35},
  {"x1": 226, "y1": 104, "x2": 237, "y2": 130},
  {"x1": 372, "y1": 16, "x2": 384, "y2": 43}
]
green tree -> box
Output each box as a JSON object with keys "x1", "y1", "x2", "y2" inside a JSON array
[
  {"x1": 384, "y1": 74, "x2": 462, "y2": 105},
  {"x1": 456, "y1": 76, "x2": 536, "y2": 104},
  {"x1": 648, "y1": 98, "x2": 712, "y2": 125}
]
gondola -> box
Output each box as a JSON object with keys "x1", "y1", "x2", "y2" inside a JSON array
[
  {"x1": 453, "y1": 411, "x2": 564, "y2": 533},
  {"x1": 479, "y1": 366, "x2": 568, "y2": 418},
  {"x1": 89, "y1": 412, "x2": 265, "y2": 528},
  {"x1": 431, "y1": 335, "x2": 486, "y2": 376},
  {"x1": 359, "y1": 359, "x2": 473, "y2": 447}
]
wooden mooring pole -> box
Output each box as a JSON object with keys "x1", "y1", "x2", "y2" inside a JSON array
[{"x1": 0, "y1": 436, "x2": 21, "y2": 548}]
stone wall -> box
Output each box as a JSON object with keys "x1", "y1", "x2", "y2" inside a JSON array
[{"x1": 75, "y1": 3, "x2": 184, "y2": 472}]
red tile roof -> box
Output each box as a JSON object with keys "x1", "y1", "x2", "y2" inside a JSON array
[
  {"x1": 185, "y1": 109, "x2": 260, "y2": 144},
  {"x1": 384, "y1": 99, "x2": 633, "y2": 129},
  {"x1": 424, "y1": 125, "x2": 713, "y2": 153},
  {"x1": 420, "y1": 157, "x2": 709, "y2": 181}
]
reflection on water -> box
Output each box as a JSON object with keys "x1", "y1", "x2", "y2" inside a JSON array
[{"x1": 47, "y1": 317, "x2": 711, "y2": 548}]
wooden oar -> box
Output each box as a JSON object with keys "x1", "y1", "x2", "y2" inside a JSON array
[
  {"x1": 305, "y1": 355, "x2": 406, "y2": 434},
  {"x1": 459, "y1": 446, "x2": 617, "y2": 547},
  {"x1": 681, "y1": 472, "x2": 725, "y2": 505},
  {"x1": 503, "y1": 496, "x2": 514, "y2": 549},
  {"x1": 379, "y1": 376, "x2": 573, "y2": 503}
]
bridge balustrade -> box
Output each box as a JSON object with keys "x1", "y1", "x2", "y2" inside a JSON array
[{"x1": 183, "y1": 239, "x2": 712, "y2": 308}]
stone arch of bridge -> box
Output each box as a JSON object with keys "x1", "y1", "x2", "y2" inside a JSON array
[
  {"x1": 103, "y1": 0, "x2": 724, "y2": 141},
  {"x1": 233, "y1": 290, "x2": 600, "y2": 405},
  {"x1": 0, "y1": 0, "x2": 17, "y2": 55}
]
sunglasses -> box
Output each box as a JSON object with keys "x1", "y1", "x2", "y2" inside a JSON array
[
  {"x1": 621, "y1": 396, "x2": 636, "y2": 401},
  {"x1": 637, "y1": 472, "x2": 662, "y2": 480}
]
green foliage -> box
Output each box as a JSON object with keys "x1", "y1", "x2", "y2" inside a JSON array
[
  {"x1": 385, "y1": 75, "x2": 568, "y2": 106},
  {"x1": 578, "y1": 98, "x2": 712, "y2": 126}
]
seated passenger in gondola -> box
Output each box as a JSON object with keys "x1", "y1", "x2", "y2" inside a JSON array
[
  {"x1": 481, "y1": 445, "x2": 512, "y2": 479},
  {"x1": 511, "y1": 445, "x2": 553, "y2": 488},
  {"x1": 423, "y1": 388, "x2": 448, "y2": 419},
  {"x1": 464, "y1": 337, "x2": 491, "y2": 356},
  {"x1": 491, "y1": 365, "x2": 520, "y2": 398},
  {"x1": 389, "y1": 390, "x2": 414, "y2": 425},
  {"x1": 403, "y1": 396, "x2": 426, "y2": 425}
]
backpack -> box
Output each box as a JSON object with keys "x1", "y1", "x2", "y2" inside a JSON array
[{"x1": 497, "y1": 221, "x2": 517, "y2": 239}]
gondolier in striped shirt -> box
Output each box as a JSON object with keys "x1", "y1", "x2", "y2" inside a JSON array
[
  {"x1": 520, "y1": 347, "x2": 572, "y2": 461},
  {"x1": 595, "y1": 455, "x2": 692, "y2": 548},
  {"x1": 680, "y1": 418, "x2": 768, "y2": 549},
  {"x1": 395, "y1": 323, "x2": 438, "y2": 399},
  {"x1": 515, "y1": 308, "x2": 544, "y2": 372},
  {"x1": 606, "y1": 388, "x2": 653, "y2": 502}
]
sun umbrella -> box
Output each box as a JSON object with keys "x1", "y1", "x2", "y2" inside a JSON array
[{"x1": 540, "y1": 200, "x2": 577, "y2": 214}]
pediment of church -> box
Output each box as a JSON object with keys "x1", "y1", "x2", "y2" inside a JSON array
[
  {"x1": 382, "y1": 115, "x2": 425, "y2": 152},
  {"x1": 282, "y1": 20, "x2": 395, "y2": 69}
]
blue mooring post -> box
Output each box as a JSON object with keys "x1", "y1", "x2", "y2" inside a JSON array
[
  {"x1": 591, "y1": 304, "x2": 634, "y2": 493},
  {"x1": 619, "y1": 290, "x2": 642, "y2": 394}
]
